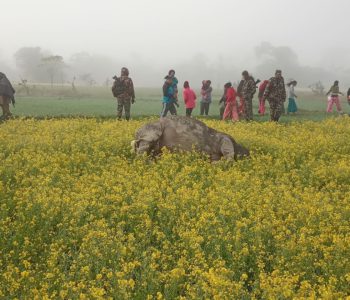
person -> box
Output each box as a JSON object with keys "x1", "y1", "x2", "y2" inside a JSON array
[
  {"x1": 262, "y1": 70, "x2": 287, "y2": 122},
  {"x1": 236, "y1": 79, "x2": 245, "y2": 117},
  {"x1": 222, "y1": 82, "x2": 239, "y2": 122},
  {"x1": 182, "y1": 81, "x2": 197, "y2": 117},
  {"x1": 161, "y1": 76, "x2": 177, "y2": 117},
  {"x1": 258, "y1": 80, "x2": 269, "y2": 115},
  {"x1": 200, "y1": 80, "x2": 212, "y2": 116},
  {"x1": 219, "y1": 90, "x2": 227, "y2": 120},
  {"x1": 0, "y1": 72, "x2": 15, "y2": 120},
  {"x1": 287, "y1": 80, "x2": 298, "y2": 114},
  {"x1": 132, "y1": 116, "x2": 249, "y2": 161},
  {"x1": 167, "y1": 69, "x2": 179, "y2": 107},
  {"x1": 347, "y1": 88, "x2": 350, "y2": 105},
  {"x1": 241, "y1": 71, "x2": 256, "y2": 121},
  {"x1": 112, "y1": 67, "x2": 135, "y2": 121},
  {"x1": 326, "y1": 80, "x2": 343, "y2": 114}
]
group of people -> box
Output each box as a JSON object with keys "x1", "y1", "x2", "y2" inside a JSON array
[
  {"x1": 0, "y1": 69, "x2": 349, "y2": 122},
  {"x1": 158, "y1": 69, "x2": 299, "y2": 122}
]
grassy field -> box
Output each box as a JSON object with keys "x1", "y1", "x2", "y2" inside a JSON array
[
  {"x1": 11, "y1": 85, "x2": 350, "y2": 121},
  {"x1": 1, "y1": 118, "x2": 350, "y2": 299}
]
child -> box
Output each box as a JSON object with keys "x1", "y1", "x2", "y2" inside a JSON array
[
  {"x1": 182, "y1": 81, "x2": 197, "y2": 117},
  {"x1": 223, "y1": 82, "x2": 239, "y2": 122}
]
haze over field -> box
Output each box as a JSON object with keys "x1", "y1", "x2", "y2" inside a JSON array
[{"x1": 1, "y1": 0, "x2": 349, "y2": 88}]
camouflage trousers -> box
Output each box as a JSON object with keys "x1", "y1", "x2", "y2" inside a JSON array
[
  {"x1": 117, "y1": 97, "x2": 131, "y2": 120},
  {"x1": 268, "y1": 98, "x2": 283, "y2": 122},
  {"x1": 243, "y1": 96, "x2": 253, "y2": 121},
  {"x1": 0, "y1": 96, "x2": 12, "y2": 120}
]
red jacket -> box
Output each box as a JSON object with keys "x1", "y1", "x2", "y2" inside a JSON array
[{"x1": 226, "y1": 87, "x2": 237, "y2": 103}]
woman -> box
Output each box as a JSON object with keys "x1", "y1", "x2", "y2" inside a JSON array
[
  {"x1": 182, "y1": 81, "x2": 197, "y2": 117},
  {"x1": 326, "y1": 80, "x2": 343, "y2": 114},
  {"x1": 223, "y1": 82, "x2": 239, "y2": 122},
  {"x1": 160, "y1": 76, "x2": 177, "y2": 118},
  {"x1": 258, "y1": 80, "x2": 269, "y2": 115},
  {"x1": 200, "y1": 80, "x2": 212, "y2": 116},
  {"x1": 287, "y1": 80, "x2": 298, "y2": 114}
]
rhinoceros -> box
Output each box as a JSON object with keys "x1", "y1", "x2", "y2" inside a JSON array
[{"x1": 132, "y1": 116, "x2": 249, "y2": 161}]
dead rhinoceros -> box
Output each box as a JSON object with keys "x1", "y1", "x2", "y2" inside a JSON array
[{"x1": 132, "y1": 116, "x2": 249, "y2": 161}]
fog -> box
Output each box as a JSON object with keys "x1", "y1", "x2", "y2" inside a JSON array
[{"x1": 1, "y1": 0, "x2": 349, "y2": 89}]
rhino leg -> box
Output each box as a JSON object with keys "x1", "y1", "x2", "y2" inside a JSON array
[{"x1": 219, "y1": 137, "x2": 236, "y2": 160}]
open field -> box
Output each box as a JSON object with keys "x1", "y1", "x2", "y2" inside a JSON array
[
  {"x1": 11, "y1": 85, "x2": 350, "y2": 121},
  {"x1": 1, "y1": 118, "x2": 350, "y2": 299}
]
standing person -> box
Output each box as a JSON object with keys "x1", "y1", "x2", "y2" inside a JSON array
[
  {"x1": 219, "y1": 90, "x2": 227, "y2": 120},
  {"x1": 223, "y1": 82, "x2": 239, "y2": 122},
  {"x1": 167, "y1": 69, "x2": 179, "y2": 107},
  {"x1": 237, "y1": 79, "x2": 245, "y2": 117},
  {"x1": 326, "y1": 80, "x2": 343, "y2": 114},
  {"x1": 200, "y1": 80, "x2": 212, "y2": 116},
  {"x1": 112, "y1": 67, "x2": 135, "y2": 121},
  {"x1": 0, "y1": 72, "x2": 15, "y2": 120},
  {"x1": 182, "y1": 81, "x2": 197, "y2": 117},
  {"x1": 262, "y1": 70, "x2": 287, "y2": 122},
  {"x1": 347, "y1": 87, "x2": 350, "y2": 105},
  {"x1": 241, "y1": 71, "x2": 256, "y2": 121},
  {"x1": 258, "y1": 80, "x2": 269, "y2": 115},
  {"x1": 287, "y1": 80, "x2": 298, "y2": 114},
  {"x1": 161, "y1": 76, "x2": 177, "y2": 117}
]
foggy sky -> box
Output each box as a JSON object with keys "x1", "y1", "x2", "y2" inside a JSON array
[{"x1": 1, "y1": 0, "x2": 349, "y2": 86}]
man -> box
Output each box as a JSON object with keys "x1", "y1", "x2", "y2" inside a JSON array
[
  {"x1": 112, "y1": 67, "x2": 135, "y2": 121},
  {"x1": 0, "y1": 72, "x2": 15, "y2": 120},
  {"x1": 262, "y1": 70, "x2": 287, "y2": 122},
  {"x1": 132, "y1": 116, "x2": 249, "y2": 161},
  {"x1": 241, "y1": 70, "x2": 256, "y2": 121}
]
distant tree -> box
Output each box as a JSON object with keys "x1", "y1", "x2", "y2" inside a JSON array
[
  {"x1": 14, "y1": 47, "x2": 48, "y2": 81},
  {"x1": 40, "y1": 55, "x2": 66, "y2": 88}
]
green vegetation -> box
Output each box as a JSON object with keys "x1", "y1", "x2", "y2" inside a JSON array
[{"x1": 11, "y1": 85, "x2": 349, "y2": 121}]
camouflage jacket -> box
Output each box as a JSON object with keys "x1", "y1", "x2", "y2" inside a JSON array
[
  {"x1": 115, "y1": 76, "x2": 135, "y2": 99},
  {"x1": 263, "y1": 77, "x2": 286, "y2": 102},
  {"x1": 242, "y1": 77, "x2": 256, "y2": 99}
]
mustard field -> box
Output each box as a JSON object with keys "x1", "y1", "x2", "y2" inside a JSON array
[{"x1": 1, "y1": 118, "x2": 350, "y2": 299}]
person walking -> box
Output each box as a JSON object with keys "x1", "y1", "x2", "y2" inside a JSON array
[
  {"x1": 112, "y1": 67, "x2": 135, "y2": 121},
  {"x1": 182, "y1": 81, "x2": 197, "y2": 117},
  {"x1": 0, "y1": 72, "x2": 16, "y2": 120},
  {"x1": 223, "y1": 82, "x2": 239, "y2": 122},
  {"x1": 241, "y1": 71, "x2": 256, "y2": 121},
  {"x1": 200, "y1": 80, "x2": 212, "y2": 116},
  {"x1": 262, "y1": 70, "x2": 287, "y2": 122},
  {"x1": 161, "y1": 76, "x2": 177, "y2": 117},
  {"x1": 326, "y1": 80, "x2": 343, "y2": 114},
  {"x1": 258, "y1": 80, "x2": 269, "y2": 115},
  {"x1": 287, "y1": 80, "x2": 298, "y2": 114}
]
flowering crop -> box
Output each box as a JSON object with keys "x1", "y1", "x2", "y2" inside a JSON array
[{"x1": 0, "y1": 118, "x2": 350, "y2": 299}]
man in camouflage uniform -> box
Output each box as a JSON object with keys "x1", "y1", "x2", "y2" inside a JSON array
[
  {"x1": 241, "y1": 70, "x2": 256, "y2": 121},
  {"x1": 0, "y1": 72, "x2": 15, "y2": 120},
  {"x1": 112, "y1": 67, "x2": 135, "y2": 121},
  {"x1": 262, "y1": 70, "x2": 286, "y2": 122}
]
